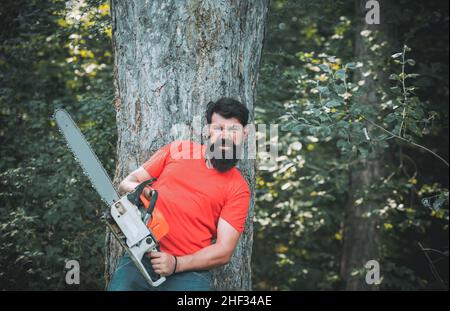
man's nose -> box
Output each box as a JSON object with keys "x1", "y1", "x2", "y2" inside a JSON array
[{"x1": 220, "y1": 130, "x2": 233, "y2": 142}]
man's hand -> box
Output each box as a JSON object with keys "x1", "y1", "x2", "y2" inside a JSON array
[
  {"x1": 118, "y1": 167, "x2": 153, "y2": 196},
  {"x1": 148, "y1": 251, "x2": 176, "y2": 276},
  {"x1": 142, "y1": 186, "x2": 155, "y2": 200}
]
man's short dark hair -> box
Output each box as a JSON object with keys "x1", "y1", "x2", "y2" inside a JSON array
[{"x1": 206, "y1": 97, "x2": 249, "y2": 127}]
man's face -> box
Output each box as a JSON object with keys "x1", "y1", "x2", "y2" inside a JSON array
[
  {"x1": 208, "y1": 113, "x2": 247, "y2": 148},
  {"x1": 205, "y1": 113, "x2": 248, "y2": 172}
]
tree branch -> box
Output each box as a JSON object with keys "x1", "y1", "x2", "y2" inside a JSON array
[
  {"x1": 361, "y1": 116, "x2": 449, "y2": 168},
  {"x1": 418, "y1": 242, "x2": 448, "y2": 290}
]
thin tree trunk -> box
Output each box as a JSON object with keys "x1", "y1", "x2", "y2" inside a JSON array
[
  {"x1": 105, "y1": 0, "x2": 269, "y2": 290},
  {"x1": 340, "y1": 0, "x2": 395, "y2": 291}
]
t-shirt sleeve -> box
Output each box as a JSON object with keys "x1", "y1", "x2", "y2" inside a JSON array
[
  {"x1": 141, "y1": 142, "x2": 172, "y2": 178},
  {"x1": 220, "y1": 178, "x2": 251, "y2": 234}
]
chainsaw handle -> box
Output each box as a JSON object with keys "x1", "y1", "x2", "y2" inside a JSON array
[
  {"x1": 128, "y1": 178, "x2": 170, "y2": 241},
  {"x1": 139, "y1": 188, "x2": 158, "y2": 215},
  {"x1": 127, "y1": 179, "x2": 156, "y2": 208}
]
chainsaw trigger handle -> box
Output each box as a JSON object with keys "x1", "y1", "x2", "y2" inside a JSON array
[{"x1": 127, "y1": 178, "x2": 157, "y2": 208}]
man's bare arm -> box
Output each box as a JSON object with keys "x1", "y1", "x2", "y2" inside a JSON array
[
  {"x1": 118, "y1": 167, "x2": 152, "y2": 196},
  {"x1": 174, "y1": 218, "x2": 241, "y2": 272}
]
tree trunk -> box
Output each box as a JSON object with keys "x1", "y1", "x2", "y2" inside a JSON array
[
  {"x1": 105, "y1": 0, "x2": 269, "y2": 290},
  {"x1": 340, "y1": 0, "x2": 393, "y2": 290}
]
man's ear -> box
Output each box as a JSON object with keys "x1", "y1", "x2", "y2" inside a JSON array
[
  {"x1": 243, "y1": 125, "x2": 250, "y2": 140},
  {"x1": 204, "y1": 123, "x2": 211, "y2": 140}
]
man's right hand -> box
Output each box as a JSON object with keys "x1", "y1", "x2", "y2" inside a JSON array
[
  {"x1": 143, "y1": 186, "x2": 154, "y2": 200},
  {"x1": 118, "y1": 167, "x2": 153, "y2": 196}
]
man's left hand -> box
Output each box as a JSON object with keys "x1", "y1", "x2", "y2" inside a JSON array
[{"x1": 147, "y1": 251, "x2": 176, "y2": 277}]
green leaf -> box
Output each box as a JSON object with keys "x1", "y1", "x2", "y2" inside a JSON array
[
  {"x1": 319, "y1": 114, "x2": 330, "y2": 122},
  {"x1": 406, "y1": 59, "x2": 416, "y2": 66},
  {"x1": 335, "y1": 69, "x2": 346, "y2": 81},
  {"x1": 325, "y1": 99, "x2": 342, "y2": 108},
  {"x1": 335, "y1": 85, "x2": 346, "y2": 94},
  {"x1": 311, "y1": 118, "x2": 321, "y2": 125},
  {"x1": 337, "y1": 139, "x2": 351, "y2": 151},
  {"x1": 316, "y1": 86, "x2": 330, "y2": 95},
  {"x1": 406, "y1": 122, "x2": 423, "y2": 137},
  {"x1": 337, "y1": 128, "x2": 348, "y2": 138},
  {"x1": 406, "y1": 73, "x2": 420, "y2": 79},
  {"x1": 391, "y1": 52, "x2": 403, "y2": 59},
  {"x1": 318, "y1": 64, "x2": 331, "y2": 73},
  {"x1": 281, "y1": 122, "x2": 296, "y2": 131},
  {"x1": 292, "y1": 124, "x2": 306, "y2": 133},
  {"x1": 389, "y1": 74, "x2": 400, "y2": 81},
  {"x1": 319, "y1": 126, "x2": 332, "y2": 137},
  {"x1": 358, "y1": 146, "x2": 369, "y2": 158},
  {"x1": 337, "y1": 120, "x2": 350, "y2": 129},
  {"x1": 345, "y1": 62, "x2": 357, "y2": 70}
]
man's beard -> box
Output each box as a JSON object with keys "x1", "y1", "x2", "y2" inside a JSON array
[{"x1": 205, "y1": 138, "x2": 242, "y2": 173}]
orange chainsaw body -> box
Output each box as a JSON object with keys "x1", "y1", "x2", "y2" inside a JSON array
[{"x1": 139, "y1": 189, "x2": 169, "y2": 241}]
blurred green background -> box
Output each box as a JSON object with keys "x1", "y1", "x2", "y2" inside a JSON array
[{"x1": 0, "y1": 0, "x2": 448, "y2": 290}]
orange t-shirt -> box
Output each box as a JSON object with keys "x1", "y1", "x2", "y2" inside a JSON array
[{"x1": 139, "y1": 140, "x2": 250, "y2": 256}]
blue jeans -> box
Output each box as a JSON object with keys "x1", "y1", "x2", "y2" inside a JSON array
[{"x1": 107, "y1": 253, "x2": 212, "y2": 291}]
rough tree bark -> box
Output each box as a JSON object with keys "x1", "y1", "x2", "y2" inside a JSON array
[
  {"x1": 340, "y1": 0, "x2": 396, "y2": 290},
  {"x1": 105, "y1": 0, "x2": 269, "y2": 290}
]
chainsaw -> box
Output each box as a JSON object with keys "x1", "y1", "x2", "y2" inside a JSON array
[{"x1": 54, "y1": 108, "x2": 169, "y2": 287}]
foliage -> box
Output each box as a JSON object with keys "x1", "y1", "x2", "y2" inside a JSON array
[
  {"x1": 0, "y1": 0, "x2": 114, "y2": 290},
  {"x1": 253, "y1": 0, "x2": 448, "y2": 290}
]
